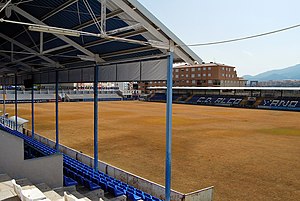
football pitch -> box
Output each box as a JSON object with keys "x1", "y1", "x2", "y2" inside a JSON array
[{"x1": 4, "y1": 101, "x2": 300, "y2": 201}]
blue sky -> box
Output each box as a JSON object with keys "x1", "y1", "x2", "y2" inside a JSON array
[{"x1": 138, "y1": 0, "x2": 300, "y2": 76}]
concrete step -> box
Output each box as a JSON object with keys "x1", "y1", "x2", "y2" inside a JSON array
[
  {"x1": 0, "y1": 189, "x2": 19, "y2": 201},
  {"x1": 35, "y1": 183, "x2": 63, "y2": 201},
  {"x1": 76, "y1": 185, "x2": 104, "y2": 201},
  {"x1": 0, "y1": 174, "x2": 13, "y2": 192},
  {"x1": 15, "y1": 178, "x2": 32, "y2": 187},
  {"x1": 0, "y1": 174, "x2": 19, "y2": 200},
  {"x1": 54, "y1": 186, "x2": 91, "y2": 201},
  {"x1": 0, "y1": 173, "x2": 11, "y2": 183}
]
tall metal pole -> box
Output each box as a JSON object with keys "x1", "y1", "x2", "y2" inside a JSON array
[
  {"x1": 165, "y1": 52, "x2": 173, "y2": 201},
  {"x1": 31, "y1": 79, "x2": 34, "y2": 139},
  {"x1": 15, "y1": 74, "x2": 18, "y2": 130},
  {"x1": 55, "y1": 71, "x2": 59, "y2": 151},
  {"x1": 3, "y1": 79, "x2": 6, "y2": 116},
  {"x1": 94, "y1": 64, "x2": 99, "y2": 171}
]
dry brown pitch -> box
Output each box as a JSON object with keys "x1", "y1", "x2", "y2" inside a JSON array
[{"x1": 4, "y1": 101, "x2": 300, "y2": 201}]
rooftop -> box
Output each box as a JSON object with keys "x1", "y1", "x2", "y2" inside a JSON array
[{"x1": 174, "y1": 62, "x2": 236, "y2": 69}]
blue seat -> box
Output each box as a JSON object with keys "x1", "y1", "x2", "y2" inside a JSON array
[
  {"x1": 64, "y1": 176, "x2": 78, "y2": 186},
  {"x1": 127, "y1": 191, "x2": 141, "y2": 201},
  {"x1": 107, "y1": 183, "x2": 115, "y2": 194},
  {"x1": 69, "y1": 170, "x2": 76, "y2": 180},
  {"x1": 114, "y1": 186, "x2": 125, "y2": 197},
  {"x1": 99, "y1": 179, "x2": 108, "y2": 191},
  {"x1": 84, "y1": 178, "x2": 101, "y2": 191},
  {"x1": 144, "y1": 193, "x2": 152, "y2": 199},
  {"x1": 145, "y1": 197, "x2": 153, "y2": 201},
  {"x1": 1, "y1": 127, "x2": 164, "y2": 200},
  {"x1": 75, "y1": 174, "x2": 85, "y2": 185},
  {"x1": 136, "y1": 191, "x2": 145, "y2": 199}
]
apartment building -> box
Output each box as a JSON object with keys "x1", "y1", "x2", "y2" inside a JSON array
[{"x1": 139, "y1": 63, "x2": 247, "y2": 93}]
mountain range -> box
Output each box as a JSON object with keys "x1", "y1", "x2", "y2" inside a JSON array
[{"x1": 243, "y1": 64, "x2": 300, "y2": 81}]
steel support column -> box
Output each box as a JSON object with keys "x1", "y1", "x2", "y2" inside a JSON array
[
  {"x1": 2, "y1": 80, "x2": 6, "y2": 116},
  {"x1": 165, "y1": 52, "x2": 174, "y2": 201},
  {"x1": 94, "y1": 64, "x2": 99, "y2": 171},
  {"x1": 55, "y1": 71, "x2": 59, "y2": 151},
  {"x1": 14, "y1": 74, "x2": 17, "y2": 130},
  {"x1": 31, "y1": 80, "x2": 34, "y2": 138}
]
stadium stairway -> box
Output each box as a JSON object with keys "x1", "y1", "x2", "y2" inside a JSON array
[
  {"x1": 253, "y1": 98, "x2": 264, "y2": 107},
  {"x1": 174, "y1": 96, "x2": 183, "y2": 102},
  {"x1": 184, "y1": 95, "x2": 195, "y2": 103},
  {"x1": 0, "y1": 124, "x2": 164, "y2": 201},
  {"x1": 239, "y1": 98, "x2": 249, "y2": 107}
]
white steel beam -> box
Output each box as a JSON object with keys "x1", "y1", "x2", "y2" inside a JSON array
[
  {"x1": 110, "y1": 0, "x2": 169, "y2": 44},
  {"x1": 6, "y1": 55, "x2": 36, "y2": 64},
  {"x1": 100, "y1": 0, "x2": 107, "y2": 34},
  {"x1": 0, "y1": 33, "x2": 61, "y2": 68},
  {"x1": 0, "y1": 52, "x2": 36, "y2": 72},
  {"x1": 12, "y1": 6, "x2": 105, "y2": 63},
  {"x1": 41, "y1": 0, "x2": 79, "y2": 21},
  {"x1": 0, "y1": 0, "x2": 11, "y2": 14},
  {"x1": 123, "y1": 0, "x2": 202, "y2": 64},
  {"x1": 39, "y1": 9, "x2": 123, "y2": 54}
]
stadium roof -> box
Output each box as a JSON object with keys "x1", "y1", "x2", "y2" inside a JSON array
[
  {"x1": 149, "y1": 86, "x2": 300, "y2": 91},
  {"x1": 0, "y1": 0, "x2": 202, "y2": 84}
]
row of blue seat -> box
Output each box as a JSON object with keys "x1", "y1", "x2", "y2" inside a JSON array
[
  {"x1": 0, "y1": 124, "x2": 164, "y2": 201},
  {"x1": 63, "y1": 155, "x2": 162, "y2": 201}
]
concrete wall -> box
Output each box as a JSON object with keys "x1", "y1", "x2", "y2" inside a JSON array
[
  {"x1": 184, "y1": 187, "x2": 214, "y2": 201},
  {"x1": 24, "y1": 129, "x2": 213, "y2": 201},
  {"x1": 0, "y1": 130, "x2": 63, "y2": 188}
]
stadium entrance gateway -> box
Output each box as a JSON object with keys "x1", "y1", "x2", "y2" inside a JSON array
[{"x1": 0, "y1": 1, "x2": 214, "y2": 201}]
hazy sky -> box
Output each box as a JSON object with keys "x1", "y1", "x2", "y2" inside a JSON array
[{"x1": 138, "y1": 0, "x2": 300, "y2": 76}]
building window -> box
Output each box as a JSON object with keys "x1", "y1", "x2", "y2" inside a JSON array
[
  {"x1": 228, "y1": 68, "x2": 231, "y2": 72},
  {"x1": 208, "y1": 67, "x2": 211, "y2": 70},
  {"x1": 203, "y1": 67, "x2": 206, "y2": 70},
  {"x1": 226, "y1": 68, "x2": 228, "y2": 71},
  {"x1": 198, "y1": 74, "x2": 201, "y2": 77},
  {"x1": 222, "y1": 74, "x2": 225, "y2": 77},
  {"x1": 186, "y1": 80, "x2": 189, "y2": 83},
  {"x1": 186, "y1": 68, "x2": 189, "y2": 72},
  {"x1": 175, "y1": 69, "x2": 179, "y2": 72},
  {"x1": 198, "y1": 68, "x2": 201, "y2": 71},
  {"x1": 150, "y1": 81, "x2": 152, "y2": 84},
  {"x1": 175, "y1": 75, "x2": 179, "y2": 78},
  {"x1": 203, "y1": 74, "x2": 206, "y2": 77},
  {"x1": 208, "y1": 73, "x2": 211, "y2": 77},
  {"x1": 192, "y1": 68, "x2": 195, "y2": 71},
  {"x1": 191, "y1": 74, "x2": 195, "y2": 78},
  {"x1": 186, "y1": 74, "x2": 189, "y2": 78},
  {"x1": 208, "y1": 80, "x2": 213, "y2": 84},
  {"x1": 222, "y1": 67, "x2": 225, "y2": 70},
  {"x1": 192, "y1": 80, "x2": 196, "y2": 84},
  {"x1": 181, "y1": 74, "x2": 184, "y2": 77},
  {"x1": 181, "y1": 69, "x2": 184, "y2": 71}
]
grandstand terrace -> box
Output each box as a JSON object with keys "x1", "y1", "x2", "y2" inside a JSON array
[
  {"x1": 0, "y1": 1, "x2": 213, "y2": 201},
  {"x1": 149, "y1": 87, "x2": 300, "y2": 111}
]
